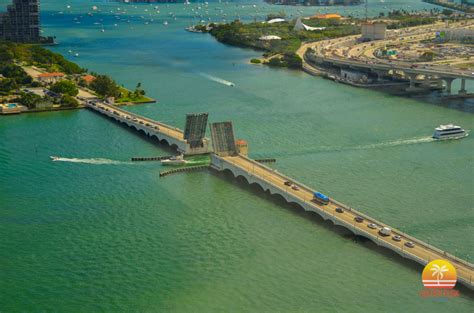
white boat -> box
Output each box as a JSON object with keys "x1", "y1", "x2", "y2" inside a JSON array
[
  {"x1": 160, "y1": 154, "x2": 188, "y2": 166},
  {"x1": 432, "y1": 124, "x2": 468, "y2": 140},
  {"x1": 50, "y1": 156, "x2": 60, "y2": 161}
]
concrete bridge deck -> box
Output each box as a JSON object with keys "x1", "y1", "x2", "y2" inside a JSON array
[
  {"x1": 85, "y1": 101, "x2": 210, "y2": 155},
  {"x1": 211, "y1": 154, "x2": 474, "y2": 290}
]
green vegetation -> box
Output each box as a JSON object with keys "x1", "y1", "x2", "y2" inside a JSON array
[
  {"x1": 18, "y1": 92, "x2": 43, "y2": 109},
  {"x1": 60, "y1": 95, "x2": 79, "y2": 107},
  {"x1": 89, "y1": 75, "x2": 121, "y2": 98},
  {"x1": 115, "y1": 86, "x2": 153, "y2": 104},
  {"x1": 386, "y1": 10, "x2": 438, "y2": 29},
  {"x1": 0, "y1": 41, "x2": 85, "y2": 74},
  {"x1": 1, "y1": 42, "x2": 154, "y2": 111},
  {"x1": 267, "y1": 54, "x2": 302, "y2": 69},
  {"x1": 0, "y1": 64, "x2": 34, "y2": 93},
  {"x1": 250, "y1": 58, "x2": 262, "y2": 64},
  {"x1": 50, "y1": 80, "x2": 78, "y2": 97},
  {"x1": 207, "y1": 19, "x2": 359, "y2": 69}
]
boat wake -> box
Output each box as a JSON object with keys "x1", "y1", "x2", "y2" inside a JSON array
[
  {"x1": 273, "y1": 136, "x2": 436, "y2": 158},
  {"x1": 359, "y1": 136, "x2": 435, "y2": 150},
  {"x1": 51, "y1": 157, "x2": 129, "y2": 165},
  {"x1": 199, "y1": 73, "x2": 235, "y2": 87}
]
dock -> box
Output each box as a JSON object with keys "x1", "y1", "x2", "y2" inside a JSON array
[
  {"x1": 131, "y1": 156, "x2": 173, "y2": 162},
  {"x1": 160, "y1": 165, "x2": 209, "y2": 177}
]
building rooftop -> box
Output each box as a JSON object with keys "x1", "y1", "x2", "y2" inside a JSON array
[
  {"x1": 82, "y1": 75, "x2": 96, "y2": 83},
  {"x1": 311, "y1": 13, "x2": 342, "y2": 20}
]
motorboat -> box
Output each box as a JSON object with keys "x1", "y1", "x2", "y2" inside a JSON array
[
  {"x1": 50, "y1": 156, "x2": 60, "y2": 161},
  {"x1": 432, "y1": 124, "x2": 468, "y2": 140},
  {"x1": 160, "y1": 154, "x2": 188, "y2": 166}
]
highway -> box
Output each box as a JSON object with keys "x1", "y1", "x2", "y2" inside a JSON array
[
  {"x1": 299, "y1": 21, "x2": 474, "y2": 81},
  {"x1": 216, "y1": 154, "x2": 474, "y2": 289}
]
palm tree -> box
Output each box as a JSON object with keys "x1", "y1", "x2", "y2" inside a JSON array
[{"x1": 430, "y1": 264, "x2": 449, "y2": 283}]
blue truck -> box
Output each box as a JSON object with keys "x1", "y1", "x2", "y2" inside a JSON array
[{"x1": 312, "y1": 192, "x2": 330, "y2": 205}]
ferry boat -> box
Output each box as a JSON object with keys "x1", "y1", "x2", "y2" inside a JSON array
[
  {"x1": 160, "y1": 154, "x2": 188, "y2": 166},
  {"x1": 432, "y1": 124, "x2": 468, "y2": 140}
]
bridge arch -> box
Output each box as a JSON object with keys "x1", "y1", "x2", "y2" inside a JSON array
[{"x1": 170, "y1": 143, "x2": 179, "y2": 151}]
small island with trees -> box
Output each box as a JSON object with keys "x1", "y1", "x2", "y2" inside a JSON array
[
  {"x1": 0, "y1": 42, "x2": 155, "y2": 115},
  {"x1": 194, "y1": 8, "x2": 465, "y2": 70}
]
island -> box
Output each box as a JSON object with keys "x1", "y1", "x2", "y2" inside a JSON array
[
  {"x1": 0, "y1": 42, "x2": 155, "y2": 115},
  {"x1": 196, "y1": 9, "x2": 469, "y2": 71}
]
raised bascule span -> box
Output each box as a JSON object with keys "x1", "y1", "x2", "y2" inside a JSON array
[
  {"x1": 85, "y1": 101, "x2": 211, "y2": 155},
  {"x1": 84, "y1": 99, "x2": 474, "y2": 290}
]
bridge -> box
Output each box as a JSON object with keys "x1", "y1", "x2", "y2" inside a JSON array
[
  {"x1": 83, "y1": 99, "x2": 474, "y2": 290},
  {"x1": 299, "y1": 21, "x2": 474, "y2": 94},
  {"x1": 85, "y1": 101, "x2": 211, "y2": 155},
  {"x1": 210, "y1": 153, "x2": 474, "y2": 290}
]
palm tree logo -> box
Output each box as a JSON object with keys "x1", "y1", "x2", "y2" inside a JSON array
[
  {"x1": 422, "y1": 260, "x2": 457, "y2": 289},
  {"x1": 430, "y1": 264, "x2": 449, "y2": 284}
]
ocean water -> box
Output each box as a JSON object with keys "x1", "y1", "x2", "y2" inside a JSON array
[{"x1": 1, "y1": 0, "x2": 473, "y2": 311}]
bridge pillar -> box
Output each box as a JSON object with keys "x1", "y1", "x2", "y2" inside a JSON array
[
  {"x1": 443, "y1": 78, "x2": 455, "y2": 94},
  {"x1": 459, "y1": 79, "x2": 467, "y2": 95},
  {"x1": 406, "y1": 73, "x2": 418, "y2": 92}
]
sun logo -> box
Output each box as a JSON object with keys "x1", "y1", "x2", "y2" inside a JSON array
[{"x1": 422, "y1": 260, "x2": 457, "y2": 289}]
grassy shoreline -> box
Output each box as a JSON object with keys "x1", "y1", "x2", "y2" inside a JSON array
[{"x1": 1, "y1": 42, "x2": 156, "y2": 114}]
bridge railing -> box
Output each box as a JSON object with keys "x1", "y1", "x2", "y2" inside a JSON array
[
  {"x1": 88, "y1": 102, "x2": 185, "y2": 141},
  {"x1": 222, "y1": 154, "x2": 474, "y2": 272}
]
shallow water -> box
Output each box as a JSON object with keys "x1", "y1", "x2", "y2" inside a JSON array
[{"x1": 1, "y1": 0, "x2": 473, "y2": 311}]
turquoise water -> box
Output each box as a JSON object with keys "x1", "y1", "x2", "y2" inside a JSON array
[{"x1": 1, "y1": 0, "x2": 473, "y2": 311}]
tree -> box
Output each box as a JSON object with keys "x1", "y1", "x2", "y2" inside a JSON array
[
  {"x1": 50, "y1": 80, "x2": 79, "y2": 96},
  {"x1": 90, "y1": 75, "x2": 120, "y2": 98},
  {"x1": 61, "y1": 95, "x2": 79, "y2": 107},
  {"x1": 442, "y1": 9, "x2": 453, "y2": 16},
  {"x1": 19, "y1": 93, "x2": 43, "y2": 109}
]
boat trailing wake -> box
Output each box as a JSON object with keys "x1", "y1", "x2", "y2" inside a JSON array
[
  {"x1": 272, "y1": 136, "x2": 436, "y2": 158},
  {"x1": 359, "y1": 136, "x2": 435, "y2": 150},
  {"x1": 51, "y1": 157, "x2": 129, "y2": 165},
  {"x1": 199, "y1": 73, "x2": 235, "y2": 87}
]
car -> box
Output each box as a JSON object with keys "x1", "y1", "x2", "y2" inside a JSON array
[
  {"x1": 354, "y1": 216, "x2": 364, "y2": 223},
  {"x1": 367, "y1": 223, "x2": 377, "y2": 229},
  {"x1": 284, "y1": 181, "x2": 292, "y2": 186},
  {"x1": 405, "y1": 241, "x2": 415, "y2": 248},
  {"x1": 291, "y1": 185, "x2": 300, "y2": 191},
  {"x1": 335, "y1": 207, "x2": 344, "y2": 213},
  {"x1": 392, "y1": 235, "x2": 402, "y2": 242}
]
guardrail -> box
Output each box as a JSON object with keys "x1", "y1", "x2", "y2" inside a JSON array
[
  {"x1": 88, "y1": 102, "x2": 184, "y2": 137},
  {"x1": 220, "y1": 154, "x2": 474, "y2": 275}
]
